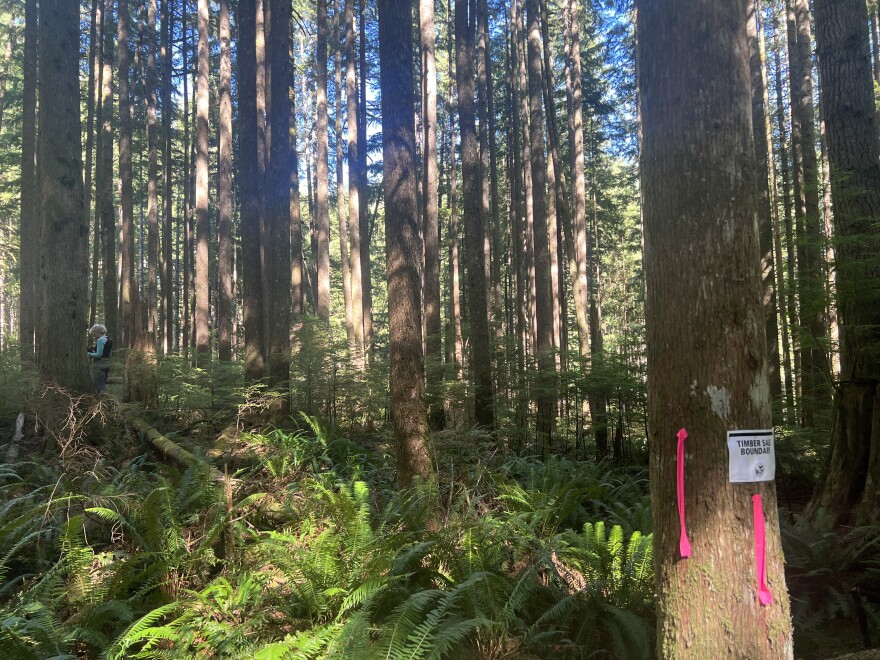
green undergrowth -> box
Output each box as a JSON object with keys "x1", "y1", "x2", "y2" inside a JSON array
[{"x1": 0, "y1": 413, "x2": 655, "y2": 659}]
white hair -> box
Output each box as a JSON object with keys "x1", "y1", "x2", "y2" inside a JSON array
[{"x1": 89, "y1": 324, "x2": 107, "y2": 336}]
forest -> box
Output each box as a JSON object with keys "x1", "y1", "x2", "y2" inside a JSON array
[{"x1": 0, "y1": 0, "x2": 878, "y2": 656}]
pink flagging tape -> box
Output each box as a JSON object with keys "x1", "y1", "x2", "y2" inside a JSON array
[
  {"x1": 677, "y1": 428, "x2": 691, "y2": 558},
  {"x1": 752, "y1": 493, "x2": 773, "y2": 605}
]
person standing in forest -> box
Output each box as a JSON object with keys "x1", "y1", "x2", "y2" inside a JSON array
[{"x1": 87, "y1": 324, "x2": 113, "y2": 393}]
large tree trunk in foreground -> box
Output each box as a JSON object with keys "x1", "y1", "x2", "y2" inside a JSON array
[
  {"x1": 145, "y1": 0, "x2": 159, "y2": 352},
  {"x1": 456, "y1": 0, "x2": 494, "y2": 429},
  {"x1": 812, "y1": 0, "x2": 880, "y2": 525},
  {"x1": 37, "y1": 0, "x2": 92, "y2": 392},
  {"x1": 265, "y1": 0, "x2": 292, "y2": 394},
  {"x1": 161, "y1": 0, "x2": 174, "y2": 353},
  {"x1": 377, "y1": 0, "x2": 432, "y2": 488},
  {"x1": 238, "y1": 0, "x2": 265, "y2": 382},
  {"x1": 636, "y1": 0, "x2": 794, "y2": 656}
]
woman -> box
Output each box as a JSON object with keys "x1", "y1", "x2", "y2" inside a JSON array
[{"x1": 87, "y1": 324, "x2": 113, "y2": 393}]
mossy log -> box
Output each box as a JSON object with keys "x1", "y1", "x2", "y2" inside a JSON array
[{"x1": 124, "y1": 412, "x2": 205, "y2": 471}]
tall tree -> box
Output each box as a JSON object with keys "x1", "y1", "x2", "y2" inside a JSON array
[
  {"x1": 96, "y1": 0, "x2": 117, "y2": 341},
  {"x1": 161, "y1": 0, "x2": 174, "y2": 353},
  {"x1": 358, "y1": 0, "x2": 373, "y2": 358},
  {"x1": 421, "y1": 0, "x2": 442, "y2": 423},
  {"x1": 564, "y1": 0, "x2": 607, "y2": 457},
  {"x1": 346, "y1": 0, "x2": 364, "y2": 363},
  {"x1": 456, "y1": 0, "x2": 494, "y2": 428},
  {"x1": 335, "y1": 0, "x2": 353, "y2": 346},
  {"x1": 118, "y1": 0, "x2": 137, "y2": 348},
  {"x1": 748, "y1": 0, "x2": 782, "y2": 406},
  {"x1": 145, "y1": 0, "x2": 159, "y2": 351},
  {"x1": 238, "y1": 0, "x2": 265, "y2": 382},
  {"x1": 526, "y1": 0, "x2": 555, "y2": 441},
  {"x1": 377, "y1": 0, "x2": 432, "y2": 488},
  {"x1": 315, "y1": 0, "x2": 331, "y2": 321},
  {"x1": 636, "y1": 0, "x2": 794, "y2": 655},
  {"x1": 812, "y1": 0, "x2": 880, "y2": 524},
  {"x1": 37, "y1": 0, "x2": 92, "y2": 391},
  {"x1": 266, "y1": 0, "x2": 292, "y2": 391},
  {"x1": 19, "y1": 0, "x2": 38, "y2": 361},
  {"x1": 194, "y1": 0, "x2": 211, "y2": 365},
  {"x1": 217, "y1": 0, "x2": 233, "y2": 361},
  {"x1": 787, "y1": 0, "x2": 830, "y2": 426}
]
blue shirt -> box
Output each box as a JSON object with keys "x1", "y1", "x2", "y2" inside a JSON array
[{"x1": 88, "y1": 335, "x2": 109, "y2": 359}]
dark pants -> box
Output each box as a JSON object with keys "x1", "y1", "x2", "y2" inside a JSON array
[{"x1": 91, "y1": 358, "x2": 111, "y2": 393}]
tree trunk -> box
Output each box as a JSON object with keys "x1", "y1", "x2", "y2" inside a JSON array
[
  {"x1": 161, "y1": 0, "x2": 174, "y2": 353},
  {"x1": 377, "y1": 0, "x2": 433, "y2": 488},
  {"x1": 335, "y1": 0, "x2": 353, "y2": 346},
  {"x1": 421, "y1": 0, "x2": 443, "y2": 425},
  {"x1": 748, "y1": 0, "x2": 782, "y2": 407},
  {"x1": 526, "y1": 0, "x2": 555, "y2": 443},
  {"x1": 238, "y1": 0, "x2": 265, "y2": 382},
  {"x1": 83, "y1": 0, "x2": 99, "y2": 330},
  {"x1": 143, "y1": 0, "x2": 159, "y2": 353},
  {"x1": 475, "y1": 0, "x2": 492, "y2": 332},
  {"x1": 456, "y1": 0, "x2": 494, "y2": 429},
  {"x1": 316, "y1": 0, "x2": 331, "y2": 322},
  {"x1": 358, "y1": 0, "x2": 373, "y2": 359},
  {"x1": 216, "y1": 0, "x2": 233, "y2": 362},
  {"x1": 447, "y1": 0, "x2": 463, "y2": 382},
  {"x1": 19, "y1": 0, "x2": 38, "y2": 361},
  {"x1": 636, "y1": 0, "x2": 794, "y2": 655},
  {"x1": 812, "y1": 0, "x2": 880, "y2": 524},
  {"x1": 787, "y1": 0, "x2": 831, "y2": 427},
  {"x1": 97, "y1": 0, "x2": 117, "y2": 341},
  {"x1": 194, "y1": 0, "x2": 211, "y2": 365},
  {"x1": 265, "y1": 0, "x2": 292, "y2": 393},
  {"x1": 346, "y1": 0, "x2": 364, "y2": 364},
  {"x1": 291, "y1": 47, "x2": 304, "y2": 322},
  {"x1": 37, "y1": 0, "x2": 92, "y2": 392},
  {"x1": 773, "y1": 23, "x2": 800, "y2": 417},
  {"x1": 119, "y1": 0, "x2": 138, "y2": 350}
]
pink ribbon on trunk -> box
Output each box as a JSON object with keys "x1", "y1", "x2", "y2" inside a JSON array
[
  {"x1": 752, "y1": 493, "x2": 773, "y2": 605},
  {"x1": 676, "y1": 428, "x2": 691, "y2": 558}
]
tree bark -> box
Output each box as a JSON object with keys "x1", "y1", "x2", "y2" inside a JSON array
[
  {"x1": 161, "y1": 0, "x2": 174, "y2": 353},
  {"x1": 265, "y1": 0, "x2": 292, "y2": 393},
  {"x1": 118, "y1": 0, "x2": 138, "y2": 349},
  {"x1": 346, "y1": 0, "x2": 364, "y2": 363},
  {"x1": 456, "y1": 0, "x2": 494, "y2": 429},
  {"x1": 238, "y1": 0, "x2": 265, "y2": 382},
  {"x1": 447, "y1": 0, "x2": 464, "y2": 381},
  {"x1": 194, "y1": 0, "x2": 210, "y2": 365},
  {"x1": 526, "y1": 0, "x2": 555, "y2": 443},
  {"x1": 96, "y1": 0, "x2": 117, "y2": 341},
  {"x1": 748, "y1": 0, "x2": 782, "y2": 406},
  {"x1": 773, "y1": 21, "x2": 800, "y2": 417},
  {"x1": 636, "y1": 0, "x2": 794, "y2": 655},
  {"x1": 335, "y1": 0, "x2": 353, "y2": 346},
  {"x1": 215, "y1": 0, "x2": 233, "y2": 362},
  {"x1": 787, "y1": 0, "x2": 831, "y2": 427},
  {"x1": 37, "y1": 0, "x2": 92, "y2": 392},
  {"x1": 143, "y1": 0, "x2": 159, "y2": 353},
  {"x1": 316, "y1": 0, "x2": 331, "y2": 322},
  {"x1": 812, "y1": 0, "x2": 880, "y2": 524},
  {"x1": 19, "y1": 0, "x2": 38, "y2": 361},
  {"x1": 358, "y1": 0, "x2": 373, "y2": 359},
  {"x1": 421, "y1": 0, "x2": 442, "y2": 425},
  {"x1": 377, "y1": 0, "x2": 433, "y2": 488}
]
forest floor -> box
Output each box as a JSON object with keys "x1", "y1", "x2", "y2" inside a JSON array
[{"x1": 0, "y1": 372, "x2": 878, "y2": 658}]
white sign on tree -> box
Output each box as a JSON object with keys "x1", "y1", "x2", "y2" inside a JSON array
[{"x1": 727, "y1": 429, "x2": 775, "y2": 483}]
